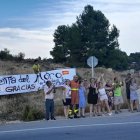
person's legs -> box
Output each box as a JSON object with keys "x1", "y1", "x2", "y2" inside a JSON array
[
  {"x1": 101, "y1": 101, "x2": 105, "y2": 114},
  {"x1": 135, "y1": 100, "x2": 139, "y2": 111},
  {"x1": 64, "y1": 106, "x2": 68, "y2": 118},
  {"x1": 114, "y1": 96, "x2": 119, "y2": 114},
  {"x1": 97, "y1": 101, "x2": 101, "y2": 116},
  {"x1": 78, "y1": 108, "x2": 81, "y2": 116},
  {"x1": 105, "y1": 100, "x2": 111, "y2": 113},
  {"x1": 93, "y1": 105, "x2": 97, "y2": 116},
  {"x1": 68, "y1": 104, "x2": 73, "y2": 118},
  {"x1": 50, "y1": 100, "x2": 55, "y2": 119},
  {"x1": 89, "y1": 104, "x2": 93, "y2": 117},
  {"x1": 82, "y1": 108, "x2": 85, "y2": 117},
  {"x1": 45, "y1": 99, "x2": 51, "y2": 120},
  {"x1": 130, "y1": 100, "x2": 134, "y2": 112},
  {"x1": 74, "y1": 104, "x2": 79, "y2": 118},
  {"x1": 127, "y1": 91, "x2": 131, "y2": 111}
]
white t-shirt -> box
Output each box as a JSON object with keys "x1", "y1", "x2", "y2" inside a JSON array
[
  {"x1": 63, "y1": 85, "x2": 71, "y2": 99},
  {"x1": 98, "y1": 88, "x2": 108, "y2": 101},
  {"x1": 44, "y1": 85, "x2": 54, "y2": 99}
]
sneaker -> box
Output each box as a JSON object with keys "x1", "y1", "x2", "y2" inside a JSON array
[
  {"x1": 74, "y1": 115, "x2": 80, "y2": 118},
  {"x1": 115, "y1": 111, "x2": 118, "y2": 114},
  {"x1": 108, "y1": 112, "x2": 112, "y2": 116},
  {"x1": 81, "y1": 115, "x2": 85, "y2": 118},
  {"x1": 119, "y1": 110, "x2": 122, "y2": 113},
  {"x1": 51, "y1": 117, "x2": 56, "y2": 120}
]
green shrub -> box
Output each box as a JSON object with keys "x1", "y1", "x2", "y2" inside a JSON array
[{"x1": 22, "y1": 105, "x2": 44, "y2": 121}]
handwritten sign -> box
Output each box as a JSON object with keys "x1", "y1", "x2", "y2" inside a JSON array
[{"x1": 0, "y1": 68, "x2": 76, "y2": 96}]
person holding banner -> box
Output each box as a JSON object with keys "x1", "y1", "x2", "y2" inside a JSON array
[
  {"x1": 44, "y1": 81, "x2": 56, "y2": 120},
  {"x1": 70, "y1": 75, "x2": 80, "y2": 118}
]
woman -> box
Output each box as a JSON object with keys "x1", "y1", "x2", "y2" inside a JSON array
[
  {"x1": 62, "y1": 80, "x2": 71, "y2": 119},
  {"x1": 87, "y1": 78, "x2": 98, "y2": 117},
  {"x1": 79, "y1": 80, "x2": 86, "y2": 117},
  {"x1": 130, "y1": 78, "x2": 139, "y2": 112}
]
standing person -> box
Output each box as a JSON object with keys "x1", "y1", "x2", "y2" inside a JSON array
[
  {"x1": 32, "y1": 59, "x2": 44, "y2": 83},
  {"x1": 125, "y1": 73, "x2": 132, "y2": 111},
  {"x1": 87, "y1": 78, "x2": 98, "y2": 117},
  {"x1": 130, "y1": 78, "x2": 139, "y2": 112},
  {"x1": 70, "y1": 75, "x2": 80, "y2": 118},
  {"x1": 113, "y1": 77, "x2": 124, "y2": 114},
  {"x1": 105, "y1": 80, "x2": 114, "y2": 111},
  {"x1": 98, "y1": 81, "x2": 112, "y2": 116},
  {"x1": 32, "y1": 59, "x2": 41, "y2": 74},
  {"x1": 44, "y1": 81, "x2": 56, "y2": 120},
  {"x1": 78, "y1": 80, "x2": 86, "y2": 118},
  {"x1": 62, "y1": 80, "x2": 71, "y2": 119}
]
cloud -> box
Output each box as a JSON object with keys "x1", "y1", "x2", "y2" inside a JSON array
[
  {"x1": 0, "y1": 0, "x2": 140, "y2": 59},
  {"x1": 0, "y1": 27, "x2": 55, "y2": 58}
]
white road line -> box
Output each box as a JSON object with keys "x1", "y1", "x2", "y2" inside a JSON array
[{"x1": 0, "y1": 121, "x2": 140, "y2": 134}]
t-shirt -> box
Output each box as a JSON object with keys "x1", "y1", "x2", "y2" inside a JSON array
[
  {"x1": 44, "y1": 85, "x2": 54, "y2": 99},
  {"x1": 63, "y1": 85, "x2": 71, "y2": 99},
  {"x1": 32, "y1": 64, "x2": 41, "y2": 74},
  {"x1": 98, "y1": 88, "x2": 106, "y2": 96},
  {"x1": 114, "y1": 87, "x2": 122, "y2": 96},
  {"x1": 125, "y1": 78, "x2": 131, "y2": 90}
]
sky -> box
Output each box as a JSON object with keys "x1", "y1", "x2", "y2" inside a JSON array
[{"x1": 0, "y1": 0, "x2": 140, "y2": 59}]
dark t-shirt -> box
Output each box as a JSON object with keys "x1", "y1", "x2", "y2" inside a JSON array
[{"x1": 125, "y1": 78, "x2": 131, "y2": 91}]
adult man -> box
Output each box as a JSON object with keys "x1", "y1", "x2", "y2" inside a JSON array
[
  {"x1": 44, "y1": 81, "x2": 56, "y2": 120},
  {"x1": 69, "y1": 75, "x2": 80, "y2": 118},
  {"x1": 125, "y1": 73, "x2": 132, "y2": 111}
]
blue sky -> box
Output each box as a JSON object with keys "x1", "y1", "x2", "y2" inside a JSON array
[{"x1": 0, "y1": 0, "x2": 140, "y2": 58}]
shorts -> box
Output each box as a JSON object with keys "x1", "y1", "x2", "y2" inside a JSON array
[
  {"x1": 99, "y1": 94, "x2": 108, "y2": 101},
  {"x1": 71, "y1": 93, "x2": 79, "y2": 105},
  {"x1": 130, "y1": 91, "x2": 138, "y2": 101},
  {"x1": 126, "y1": 89, "x2": 130, "y2": 100},
  {"x1": 114, "y1": 96, "x2": 123, "y2": 105},
  {"x1": 62, "y1": 98, "x2": 71, "y2": 106}
]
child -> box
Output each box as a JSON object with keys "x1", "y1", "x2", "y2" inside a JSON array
[
  {"x1": 130, "y1": 78, "x2": 139, "y2": 112},
  {"x1": 62, "y1": 80, "x2": 71, "y2": 119},
  {"x1": 79, "y1": 80, "x2": 86, "y2": 118}
]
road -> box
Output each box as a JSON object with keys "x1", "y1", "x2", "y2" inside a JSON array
[{"x1": 0, "y1": 111, "x2": 140, "y2": 140}]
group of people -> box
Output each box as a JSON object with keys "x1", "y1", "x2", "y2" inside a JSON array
[
  {"x1": 32, "y1": 59, "x2": 139, "y2": 120},
  {"x1": 43, "y1": 73, "x2": 140, "y2": 121}
]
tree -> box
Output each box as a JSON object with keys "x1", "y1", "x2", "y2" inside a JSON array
[
  {"x1": 50, "y1": 25, "x2": 70, "y2": 63},
  {"x1": 0, "y1": 48, "x2": 13, "y2": 60},
  {"x1": 129, "y1": 52, "x2": 140, "y2": 70},
  {"x1": 15, "y1": 52, "x2": 25, "y2": 62},
  {"x1": 51, "y1": 5, "x2": 128, "y2": 69}
]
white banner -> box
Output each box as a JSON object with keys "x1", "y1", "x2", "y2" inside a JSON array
[{"x1": 0, "y1": 68, "x2": 76, "y2": 96}]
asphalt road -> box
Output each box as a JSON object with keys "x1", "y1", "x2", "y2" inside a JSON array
[{"x1": 0, "y1": 111, "x2": 140, "y2": 140}]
